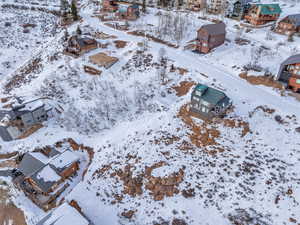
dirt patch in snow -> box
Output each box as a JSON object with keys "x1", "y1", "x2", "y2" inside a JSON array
[
  {"x1": 5, "y1": 57, "x2": 43, "y2": 93},
  {"x1": 239, "y1": 72, "x2": 284, "y2": 90},
  {"x1": 145, "y1": 162, "x2": 184, "y2": 201},
  {"x1": 114, "y1": 40, "x2": 127, "y2": 48},
  {"x1": 128, "y1": 31, "x2": 179, "y2": 48},
  {"x1": 178, "y1": 104, "x2": 220, "y2": 148},
  {"x1": 0, "y1": 159, "x2": 17, "y2": 169},
  {"x1": 172, "y1": 81, "x2": 196, "y2": 97},
  {"x1": 0, "y1": 152, "x2": 18, "y2": 160},
  {"x1": 223, "y1": 118, "x2": 250, "y2": 137},
  {"x1": 170, "y1": 65, "x2": 188, "y2": 75},
  {"x1": 114, "y1": 162, "x2": 185, "y2": 201},
  {"x1": 0, "y1": 187, "x2": 27, "y2": 225},
  {"x1": 116, "y1": 165, "x2": 143, "y2": 197},
  {"x1": 178, "y1": 104, "x2": 250, "y2": 150}
]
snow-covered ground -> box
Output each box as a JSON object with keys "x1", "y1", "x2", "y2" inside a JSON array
[{"x1": 1, "y1": 0, "x2": 300, "y2": 224}]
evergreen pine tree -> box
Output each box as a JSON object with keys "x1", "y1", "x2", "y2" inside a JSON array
[
  {"x1": 76, "y1": 26, "x2": 82, "y2": 35},
  {"x1": 71, "y1": 0, "x2": 78, "y2": 21}
]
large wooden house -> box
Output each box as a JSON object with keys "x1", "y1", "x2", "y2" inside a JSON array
[
  {"x1": 190, "y1": 84, "x2": 232, "y2": 120},
  {"x1": 244, "y1": 4, "x2": 281, "y2": 26},
  {"x1": 116, "y1": 3, "x2": 140, "y2": 20},
  {"x1": 187, "y1": 0, "x2": 206, "y2": 11},
  {"x1": 102, "y1": 0, "x2": 119, "y2": 12},
  {"x1": 65, "y1": 36, "x2": 98, "y2": 57},
  {"x1": 18, "y1": 148, "x2": 80, "y2": 196},
  {"x1": 276, "y1": 54, "x2": 300, "y2": 93},
  {"x1": 0, "y1": 98, "x2": 50, "y2": 141},
  {"x1": 226, "y1": 0, "x2": 252, "y2": 20},
  {"x1": 196, "y1": 22, "x2": 226, "y2": 53},
  {"x1": 275, "y1": 14, "x2": 300, "y2": 35}
]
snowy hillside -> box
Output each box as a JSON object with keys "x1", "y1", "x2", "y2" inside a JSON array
[{"x1": 0, "y1": 0, "x2": 300, "y2": 225}]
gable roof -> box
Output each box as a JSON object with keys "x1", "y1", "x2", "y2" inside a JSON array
[
  {"x1": 30, "y1": 165, "x2": 61, "y2": 193},
  {"x1": 277, "y1": 54, "x2": 300, "y2": 79},
  {"x1": 255, "y1": 4, "x2": 281, "y2": 15},
  {"x1": 18, "y1": 153, "x2": 46, "y2": 177},
  {"x1": 193, "y1": 84, "x2": 229, "y2": 106},
  {"x1": 282, "y1": 14, "x2": 300, "y2": 27},
  {"x1": 199, "y1": 22, "x2": 226, "y2": 36},
  {"x1": 49, "y1": 150, "x2": 79, "y2": 174},
  {"x1": 37, "y1": 203, "x2": 90, "y2": 225}
]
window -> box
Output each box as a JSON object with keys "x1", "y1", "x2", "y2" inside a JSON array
[{"x1": 296, "y1": 79, "x2": 300, "y2": 84}]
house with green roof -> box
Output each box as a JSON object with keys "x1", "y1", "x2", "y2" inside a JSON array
[
  {"x1": 244, "y1": 3, "x2": 281, "y2": 26},
  {"x1": 190, "y1": 84, "x2": 232, "y2": 120}
]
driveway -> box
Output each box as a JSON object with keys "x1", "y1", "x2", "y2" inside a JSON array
[{"x1": 0, "y1": 170, "x2": 12, "y2": 177}]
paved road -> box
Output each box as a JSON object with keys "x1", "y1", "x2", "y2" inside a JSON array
[{"x1": 0, "y1": 170, "x2": 12, "y2": 177}]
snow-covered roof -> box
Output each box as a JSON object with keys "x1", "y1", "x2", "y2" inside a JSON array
[
  {"x1": 36, "y1": 165, "x2": 61, "y2": 183},
  {"x1": 23, "y1": 100, "x2": 44, "y2": 111},
  {"x1": 31, "y1": 165, "x2": 62, "y2": 193},
  {"x1": 37, "y1": 203, "x2": 90, "y2": 225},
  {"x1": 50, "y1": 150, "x2": 79, "y2": 173},
  {"x1": 30, "y1": 152, "x2": 53, "y2": 164}
]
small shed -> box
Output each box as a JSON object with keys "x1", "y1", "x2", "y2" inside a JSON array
[
  {"x1": 89, "y1": 53, "x2": 119, "y2": 69},
  {"x1": 190, "y1": 84, "x2": 232, "y2": 120},
  {"x1": 196, "y1": 22, "x2": 226, "y2": 53}
]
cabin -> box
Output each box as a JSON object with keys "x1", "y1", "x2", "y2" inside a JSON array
[
  {"x1": 116, "y1": 3, "x2": 140, "y2": 20},
  {"x1": 0, "y1": 99, "x2": 49, "y2": 141},
  {"x1": 244, "y1": 4, "x2": 281, "y2": 26},
  {"x1": 102, "y1": 0, "x2": 119, "y2": 12},
  {"x1": 18, "y1": 148, "x2": 80, "y2": 196},
  {"x1": 65, "y1": 36, "x2": 98, "y2": 57},
  {"x1": 276, "y1": 54, "x2": 300, "y2": 92},
  {"x1": 187, "y1": 0, "x2": 206, "y2": 11},
  {"x1": 275, "y1": 14, "x2": 300, "y2": 35},
  {"x1": 226, "y1": 0, "x2": 252, "y2": 19},
  {"x1": 196, "y1": 22, "x2": 226, "y2": 53},
  {"x1": 190, "y1": 84, "x2": 232, "y2": 120},
  {"x1": 36, "y1": 202, "x2": 90, "y2": 225}
]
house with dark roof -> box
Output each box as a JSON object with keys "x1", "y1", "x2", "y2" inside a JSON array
[
  {"x1": 0, "y1": 98, "x2": 50, "y2": 141},
  {"x1": 190, "y1": 84, "x2": 232, "y2": 120},
  {"x1": 276, "y1": 54, "x2": 300, "y2": 92},
  {"x1": 226, "y1": 0, "x2": 253, "y2": 20},
  {"x1": 37, "y1": 202, "x2": 90, "y2": 225},
  {"x1": 275, "y1": 14, "x2": 300, "y2": 35},
  {"x1": 65, "y1": 36, "x2": 98, "y2": 57},
  {"x1": 244, "y1": 3, "x2": 281, "y2": 26},
  {"x1": 102, "y1": 0, "x2": 119, "y2": 12},
  {"x1": 196, "y1": 22, "x2": 226, "y2": 53},
  {"x1": 16, "y1": 147, "x2": 80, "y2": 209},
  {"x1": 116, "y1": 3, "x2": 139, "y2": 20}
]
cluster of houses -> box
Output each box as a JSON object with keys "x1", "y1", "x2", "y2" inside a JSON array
[
  {"x1": 191, "y1": 53, "x2": 300, "y2": 120},
  {"x1": 100, "y1": 0, "x2": 140, "y2": 21},
  {"x1": 63, "y1": 33, "x2": 119, "y2": 75}
]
